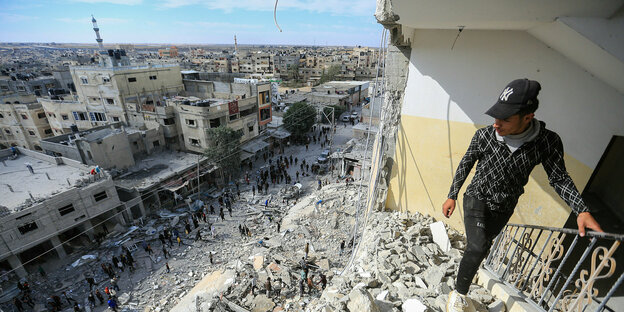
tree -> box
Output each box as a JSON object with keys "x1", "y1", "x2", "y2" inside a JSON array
[
  {"x1": 322, "y1": 105, "x2": 345, "y2": 124},
  {"x1": 284, "y1": 101, "x2": 316, "y2": 143},
  {"x1": 288, "y1": 63, "x2": 301, "y2": 82},
  {"x1": 203, "y1": 126, "x2": 242, "y2": 182},
  {"x1": 319, "y1": 64, "x2": 342, "y2": 84}
]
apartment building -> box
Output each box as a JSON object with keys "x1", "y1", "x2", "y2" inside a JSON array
[
  {"x1": 40, "y1": 122, "x2": 165, "y2": 170},
  {"x1": 0, "y1": 93, "x2": 54, "y2": 150},
  {"x1": 0, "y1": 76, "x2": 61, "y2": 97},
  {"x1": 39, "y1": 49, "x2": 184, "y2": 134},
  {"x1": 167, "y1": 95, "x2": 258, "y2": 153},
  {"x1": 158, "y1": 46, "x2": 179, "y2": 58},
  {"x1": 308, "y1": 81, "x2": 369, "y2": 111},
  {"x1": 0, "y1": 147, "x2": 122, "y2": 278}
]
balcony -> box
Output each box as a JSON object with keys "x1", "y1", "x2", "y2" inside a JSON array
[{"x1": 480, "y1": 223, "x2": 623, "y2": 312}]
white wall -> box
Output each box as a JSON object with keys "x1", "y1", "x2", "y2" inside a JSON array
[{"x1": 402, "y1": 29, "x2": 624, "y2": 169}]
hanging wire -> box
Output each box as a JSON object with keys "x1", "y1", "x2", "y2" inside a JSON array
[
  {"x1": 340, "y1": 27, "x2": 389, "y2": 275},
  {"x1": 274, "y1": 0, "x2": 283, "y2": 32}
]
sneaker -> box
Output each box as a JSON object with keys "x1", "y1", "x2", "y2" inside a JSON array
[{"x1": 447, "y1": 290, "x2": 469, "y2": 312}]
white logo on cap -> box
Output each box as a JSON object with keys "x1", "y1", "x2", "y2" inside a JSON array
[{"x1": 500, "y1": 87, "x2": 513, "y2": 102}]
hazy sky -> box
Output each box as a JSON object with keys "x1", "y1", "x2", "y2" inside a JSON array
[{"x1": 0, "y1": 0, "x2": 383, "y2": 46}]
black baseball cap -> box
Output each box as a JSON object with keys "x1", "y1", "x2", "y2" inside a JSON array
[{"x1": 485, "y1": 78, "x2": 541, "y2": 119}]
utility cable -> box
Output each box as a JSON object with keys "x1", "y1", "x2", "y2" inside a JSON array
[
  {"x1": 273, "y1": 0, "x2": 283, "y2": 32},
  {"x1": 340, "y1": 28, "x2": 388, "y2": 275}
]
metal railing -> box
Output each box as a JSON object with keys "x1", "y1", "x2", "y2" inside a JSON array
[{"x1": 484, "y1": 223, "x2": 623, "y2": 312}]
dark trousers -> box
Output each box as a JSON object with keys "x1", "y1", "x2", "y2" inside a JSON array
[{"x1": 456, "y1": 195, "x2": 513, "y2": 294}]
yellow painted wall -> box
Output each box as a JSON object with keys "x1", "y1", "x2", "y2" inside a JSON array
[{"x1": 386, "y1": 115, "x2": 593, "y2": 233}]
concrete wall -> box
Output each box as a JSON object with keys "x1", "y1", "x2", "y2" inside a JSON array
[{"x1": 385, "y1": 29, "x2": 624, "y2": 232}]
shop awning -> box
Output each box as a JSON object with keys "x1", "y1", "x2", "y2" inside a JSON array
[{"x1": 241, "y1": 138, "x2": 269, "y2": 154}]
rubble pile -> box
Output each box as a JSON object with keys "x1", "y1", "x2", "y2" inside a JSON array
[
  {"x1": 164, "y1": 182, "x2": 365, "y2": 311},
  {"x1": 309, "y1": 211, "x2": 498, "y2": 312}
]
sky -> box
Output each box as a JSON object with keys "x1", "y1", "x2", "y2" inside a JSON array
[{"x1": 0, "y1": 0, "x2": 383, "y2": 47}]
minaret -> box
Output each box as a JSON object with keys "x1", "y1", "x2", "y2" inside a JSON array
[
  {"x1": 234, "y1": 35, "x2": 238, "y2": 55},
  {"x1": 92, "y1": 15, "x2": 104, "y2": 50}
]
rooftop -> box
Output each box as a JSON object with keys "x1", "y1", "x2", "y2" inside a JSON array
[
  {"x1": 0, "y1": 152, "x2": 91, "y2": 213},
  {"x1": 167, "y1": 96, "x2": 229, "y2": 107},
  {"x1": 113, "y1": 150, "x2": 203, "y2": 191}
]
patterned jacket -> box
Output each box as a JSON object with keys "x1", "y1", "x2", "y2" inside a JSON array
[{"x1": 448, "y1": 121, "x2": 588, "y2": 215}]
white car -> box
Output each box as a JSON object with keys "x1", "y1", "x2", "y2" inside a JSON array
[
  {"x1": 351, "y1": 111, "x2": 359, "y2": 119},
  {"x1": 341, "y1": 115, "x2": 350, "y2": 122}
]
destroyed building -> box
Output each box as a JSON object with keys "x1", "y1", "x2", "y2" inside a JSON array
[{"x1": 0, "y1": 147, "x2": 121, "y2": 278}]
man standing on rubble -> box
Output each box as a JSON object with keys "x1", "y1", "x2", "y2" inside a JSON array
[{"x1": 443, "y1": 79, "x2": 603, "y2": 312}]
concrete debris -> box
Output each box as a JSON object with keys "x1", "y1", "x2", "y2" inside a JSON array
[
  {"x1": 429, "y1": 221, "x2": 451, "y2": 253},
  {"x1": 402, "y1": 298, "x2": 428, "y2": 312},
  {"x1": 488, "y1": 299, "x2": 506, "y2": 312},
  {"x1": 347, "y1": 287, "x2": 381, "y2": 312}
]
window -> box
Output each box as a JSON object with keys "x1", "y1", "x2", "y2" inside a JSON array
[
  {"x1": 186, "y1": 119, "x2": 196, "y2": 127},
  {"x1": 61, "y1": 114, "x2": 69, "y2": 120},
  {"x1": 18, "y1": 222, "x2": 38, "y2": 235},
  {"x1": 17, "y1": 86, "x2": 26, "y2": 92},
  {"x1": 44, "y1": 129, "x2": 53, "y2": 135},
  {"x1": 58, "y1": 204, "x2": 75, "y2": 216},
  {"x1": 106, "y1": 98, "x2": 114, "y2": 105},
  {"x1": 149, "y1": 75, "x2": 157, "y2": 80},
  {"x1": 73, "y1": 111, "x2": 88, "y2": 121},
  {"x1": 80, "y1": 76, "x2": 88, "y2": 84},
  {"x1": 0, "y1": 113, "x2": 3, "y2": 118},
  {"x1": 128, "y1": 77, "x2": 137, "y2": 82},
  {"x1": 89, "y1": 112, "x2": 106, "y2": 122},
  {"x1": 189, "y1": 138, "x2": 200, "y2": 146},
  {"x1": 93, "y1": 191, "x2": 108, "y2": 202},
  {"x1": 260, "y1": 107, "x2": 271, "y2": 121},
  {"x1": 20, "y1": 114, "x2": 28, "y2": 120},
  {"x1": 210, "y1": 118, "x2": 220, "y2": 128},
  {"x1": 112, "y1": 116, "x2": 120, "y2": 122},
  {"x1": 229, "y1": 114, "x2": 239, "y2": 121},
  {"x1": 37, "y1": 112, "x2": 46, "y2": 119},
  {"x1": 248, "y1": 125, "x2": 254, "y2": 133},
  {"x1": 28, "y1": 130, "x2": 36, "y2": 136},
  {"x1": 33, "y1": 85, "x2": 41, "y2": 91},
  {"x1": 0, "y1": 86, "x2": 8, "y2": 91},
  {"x1": 102, "y1": 76, "x2": 110, "y2": 83},
  {"x1": 163, "y1": 117, "x2": 175, "y2": 125},
  {"x1": 153, "y1": 140, "x2": 160, "y2": 147},
  {"x1": 4, "y1": 129, "x2": 10, "y2": 134}
]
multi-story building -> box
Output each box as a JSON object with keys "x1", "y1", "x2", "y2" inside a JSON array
[
  {"x1": 308, "y1": 81, "x2": 369, "y2": 111},
  {"x1": 166, "y1": 95, "x2": 259, "y2": 154},
  {"x1": 0, "y1": 76, "x2": 62, "y2": 97},
  {"x1": 0, "y1": 93, "x2": 54, "y2": 150},
  {"x1": 0, "y1": 147, "x2": 122, "y2": 278},
  {"x1": 158, "y1": 46, "x2": 179, "y2": 58},
  {"x1": 39, "y1": 49, "x2": 184, "y2": 134},
  {"x1": 40, "y1": 122, "x2": 165, "y2": 170}
]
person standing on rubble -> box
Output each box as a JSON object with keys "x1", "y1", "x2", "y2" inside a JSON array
[
  {"x1": 177, "y1": 236, "x2": 182, "y2": 247},
  {"x1": 265, "y1": 278, "x2": 272, "y2": 297},
  {"x1": 304, "y1": 242, "x2": 310, "y2": 259},
  {"x1": 219, "y1": 207, "x2": 225, "y2": 221},
  {"x1": 87, "y1": 293, "x2": 96, "y2": 308},
  {"x1": 95, "y1": 289, "x2": 105, "y2": 305},
  {"x1": 443, "y1": 79, "x2": 603, "y2": 312},
  {"x1": 250, "y1": 276, "x2": 257, "y2": 295},
  {"x1": 162, "y1": 245, "x2": 169, "y2": 259}
]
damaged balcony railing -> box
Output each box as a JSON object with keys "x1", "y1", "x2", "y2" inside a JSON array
[{"x1": 483, "y1": 223, "x2": 623, "y2": 312}]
